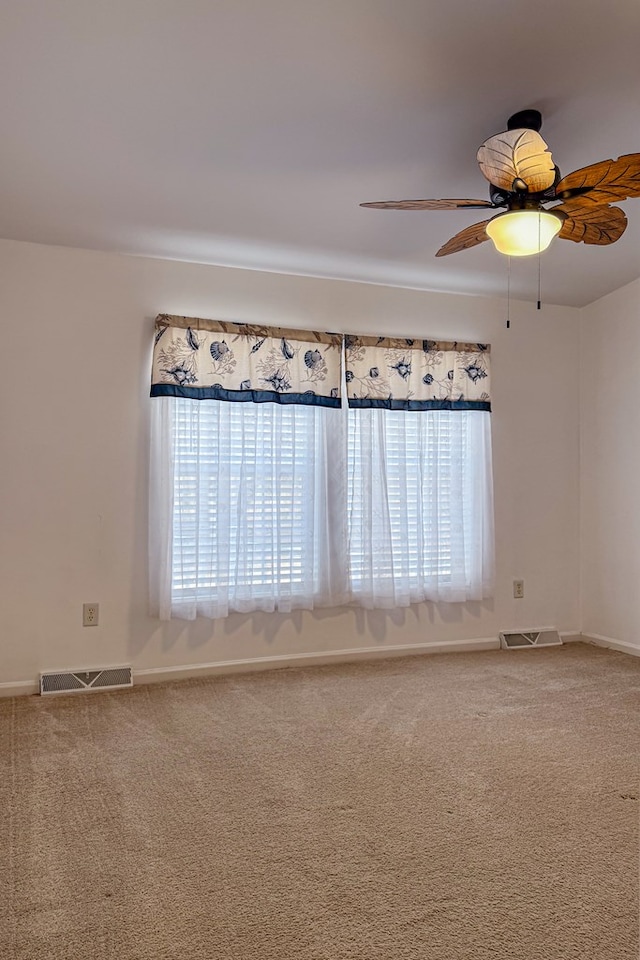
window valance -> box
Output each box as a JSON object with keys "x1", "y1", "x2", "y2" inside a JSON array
[
  {"x1": 345, "y1": 336, "x2": 491, "y2": 411},
  {"x1": 151, "y1": 314, "x2": 343, "y2": 407},
  {"x1": 150, "y1": 316, "x2": 491, "y2": 411}
]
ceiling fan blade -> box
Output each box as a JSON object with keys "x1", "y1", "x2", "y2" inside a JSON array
[
  {"x1": 435, "y1": 219, "x2": 491, "y2": 257},
  {"x1": 477, "y1": 129, "x2": 556, "y2": 193},
  {"x1": 554, "y1": 202, "x2": 627, "y2": 245},
  {"x1": 360, "y1": 198, "x2": 495, "y2": 210},
  {"x1": 555, "y1": 153, "x2": 640, "y2": 205}
]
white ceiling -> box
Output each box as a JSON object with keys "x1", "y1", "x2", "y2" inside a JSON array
[{"x1": 1, "y1": 0, "x2": 639, "y2": 307}]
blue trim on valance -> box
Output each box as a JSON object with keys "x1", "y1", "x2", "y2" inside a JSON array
[
  {"x1": 151, "y1": 384, "x2": 341, "y2": 407},
  {"x1": 347, "y1": 398, "x2": 491, "y2": 412}
]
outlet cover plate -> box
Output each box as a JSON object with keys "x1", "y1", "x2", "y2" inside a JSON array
[{"x1": 83, "y1": 603, "x2": 99, "y2": 627}]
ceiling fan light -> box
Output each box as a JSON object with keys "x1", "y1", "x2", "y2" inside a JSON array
[{"x1": 486, "y1": 210, "x2": 562, "y2": 257}]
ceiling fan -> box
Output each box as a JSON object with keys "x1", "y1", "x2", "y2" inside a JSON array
[{"x1": 361, "y1": 109, "x2": 640, "y2": 258}]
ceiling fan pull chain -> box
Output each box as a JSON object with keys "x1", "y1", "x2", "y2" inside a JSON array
[
  {"x1": 537, "y1": 216, "x2": 542, "y2": 310},
  {"x1": 506, "y1": 256, "x2": 511, "y2": 329}
]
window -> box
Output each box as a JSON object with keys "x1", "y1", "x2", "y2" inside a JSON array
[
  {"x1": 165, "y1": 397, "x2": 347, "y2": 619},
  {"x1": 347, "y1": 407, "x2": 493, "y2": 607},
  {"x1": 149, "y1": 316, "x2": 494, "y2": 619}
]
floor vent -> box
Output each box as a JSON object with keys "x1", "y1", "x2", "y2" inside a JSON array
[
  {"x1": 40, "y1": 666, "x2": 133, "y2": 695},
  {"x1": 500, "y1": 629, "x2": 562, "y2": 650}
]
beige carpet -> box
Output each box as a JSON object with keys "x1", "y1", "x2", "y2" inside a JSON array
[{"x1": 1, "y1": 642, "x2": 638, "y2": 959}]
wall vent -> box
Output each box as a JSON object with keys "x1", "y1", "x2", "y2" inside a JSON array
[
  {"x1": 40, "y1": 666, "x2": 133, "y2": 696},
  {"x1": 499, "y1": 629, "x2": 562, "y2": 650}
]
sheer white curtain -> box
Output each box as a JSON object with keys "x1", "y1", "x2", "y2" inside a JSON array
[
  {"x1": 150, "y1": 396, "x2": 348, "y2": 619},
  {"x1": 347, "y1": 408, "x2": 494, "y2": 606}
]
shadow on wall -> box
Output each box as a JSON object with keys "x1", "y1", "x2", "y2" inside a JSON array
[{"x1": 127, "y1": 598, "x2": 494, "y2": 663}]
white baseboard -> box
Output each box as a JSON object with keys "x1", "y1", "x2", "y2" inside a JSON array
[
  {"x1": 559, "y1": 631, "x2": 583, "y2": 643},
  {"x1": 2, "y1": 631, "x2": 598, "y2": 698},
  {"x1": 580, "y1": 632, "x2": 640, "y2": 657},
  {"x1": 133, "y1": 637, "x2": 501, "y2": 686},
  {"x1": 0, "y1": 680, "x2": 39, "y2": 698}
]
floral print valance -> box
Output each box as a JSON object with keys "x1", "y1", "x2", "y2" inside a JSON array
[
  {"x1": 345, "y1": 336, "x2": 491, "y2": 411},
  {"x1": 151, "y1": 314, "x2": 343, "y2": 407},
  {"x1": 151, "y1": 316, "x2": 491, "y2": 412}
]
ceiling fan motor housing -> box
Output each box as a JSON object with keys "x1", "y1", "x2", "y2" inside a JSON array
[{"x1": 506, "y1": 108, "x2": 542, "y2": 132}]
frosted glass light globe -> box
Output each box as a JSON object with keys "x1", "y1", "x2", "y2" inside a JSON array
[{"x1": 486, "y1": 210, "x2": 562, "y2": 257}]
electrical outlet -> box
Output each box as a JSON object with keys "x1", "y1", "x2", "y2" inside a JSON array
[
  {"x1": 513, "y1": 580, "x2": 524, "y2": 599},
  {"x1": 83, "y1": 603, "x2": 99, "y2": 627}
]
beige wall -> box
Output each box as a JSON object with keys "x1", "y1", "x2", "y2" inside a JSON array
[
  {"x1": 580, "y1": 277, "x2": 640, "y2": 651},
  {"x1": 0, "y1": 239, "x2": 581, "y2": 690}
]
